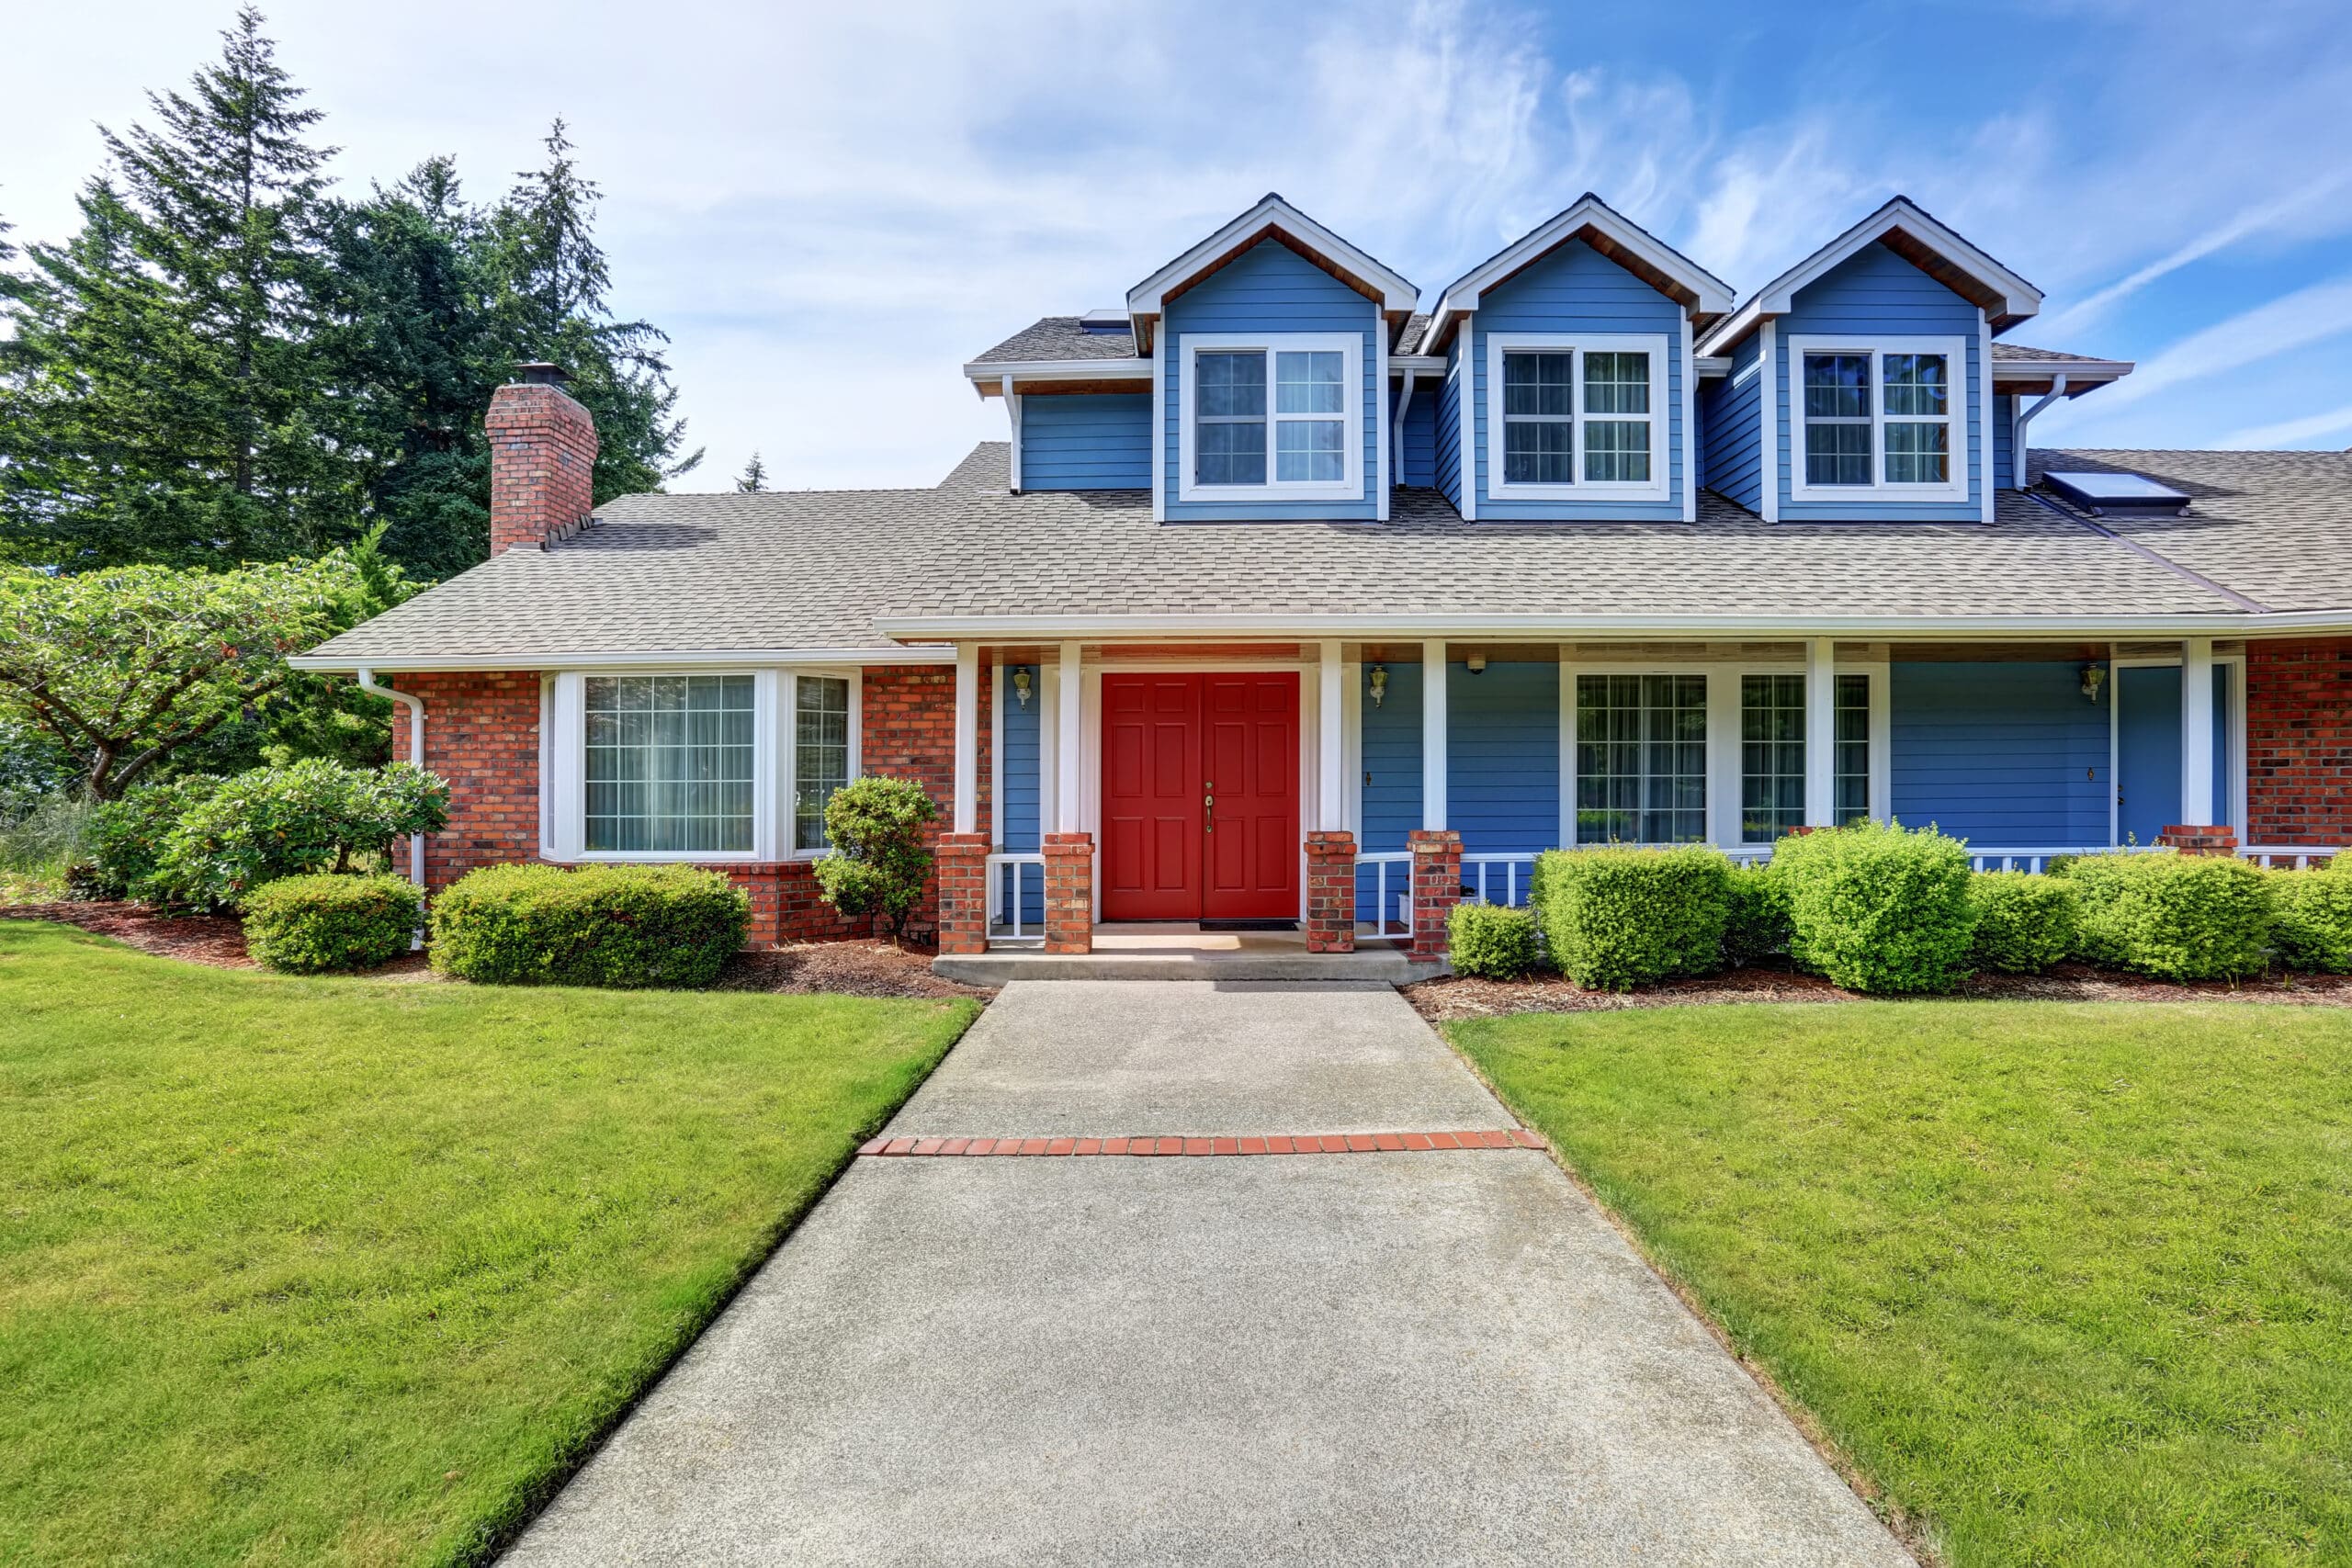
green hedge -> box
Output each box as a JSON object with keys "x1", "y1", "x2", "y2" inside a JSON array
[
  {"x1": 243, "y1": 873, "x2": 422, "y2": 974},
  {"x1": 1723, "y1": 860, "x2": 1792, "y2": 967},
  {"x1": 2058, "y1": 851, "x2": 2273, "y2": 980},
  {"x1": 1447, "y1": 902, "x2": 1543, "y2": 978},
  {"x1": 84, "y1": 775, "x2": 221, "y2": 900},
  {"x1": 1532, "y1": 845, "x2": 1730, "y2": 991},
  {"x1": 2269, "y1": 867, "x2": 2352, "y2": 973},
  {"x1": 1772, "y1": 821, "x2": 1977, "y2": 994},
  {"x1": 429, "y1": 863, "x2": 751, "y2": 988},
  {"x1": 1969, "y1": 872, "x2": 2080, "y2": 975}
]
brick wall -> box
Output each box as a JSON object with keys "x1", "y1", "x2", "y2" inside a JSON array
[
  {"x1": 2247, "y1": 638, "x2": 2352, "y2": 847},
  {"x1": 486, "y1": 380, "x2": 597, "y2": 555}
]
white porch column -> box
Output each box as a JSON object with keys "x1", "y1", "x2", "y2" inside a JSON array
[
  {"x1": 952, "y1": 644, "x2": 980, "y2": 833},
  {"x1": 2181, "y1": 636, "x2": 2217, "y2": 824},
  {"x1": 1056, "y1": 641, "x2": 1083, "y2": 831},
  {"x1": 1804, "y1": 637, "x2": 1836, "y2": 827},
  {"x1": 1421, "y1": 639, "x2": 1448, "y2": 829},
  {"x1": 1317, "y1": 639, "x2": 1345, "y2": 829}
]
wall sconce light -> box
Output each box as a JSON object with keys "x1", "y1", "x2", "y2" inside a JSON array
[
  {"x1": 1368, "y1": 665, "x2": 1388, "y2": 708},
  {"x1": 2081, "y1": 664, "x2": 2106, "y2": 704},
  {"x1": 1466, "y1": 655, "x2": 1487, "y2": 674},
  {"x1": 1012, "y1": 668, "x2": 1033, "y2": 709}
]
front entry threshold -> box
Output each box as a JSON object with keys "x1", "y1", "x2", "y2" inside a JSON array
[{"x1": 935, "y1": 924, "x2": 1444, "y2": 986}]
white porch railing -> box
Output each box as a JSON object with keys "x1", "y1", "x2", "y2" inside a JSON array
[
  {"x1": 1355, "y1": 850, "x2": 1413, "y2": 942},
  {"x1": 2243, "y1": 845, "x2": 2337, "y2": 869},
  {"x1": 1462, "y1": 852, "x2": 1537, "y2": 908},
  {"x1": 985, "y1": 852, "x2": 1046, "y2": 945}
]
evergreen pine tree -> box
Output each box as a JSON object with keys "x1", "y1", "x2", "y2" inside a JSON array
[{"x1": 736, "y1": 451, "x2": 769, "y2": 492}]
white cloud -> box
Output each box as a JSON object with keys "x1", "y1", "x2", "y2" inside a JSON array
[
  {"x1": 2216, "y1": 400, "x2": 2352, "y2": 450},
  {"x1": 2089, "y1": 274, "x2": 2352, "y2": 409}
]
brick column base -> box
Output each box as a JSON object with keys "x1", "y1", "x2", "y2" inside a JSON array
[
  {"x1": 934, "y1": 833, "x2": 991, "y2": 954},
  {"x1": 1044, "y1": 832, "x2": 1094, "y2": 954},
  {"x1": 1305, "y1": 830, "x2": 1356, "y2": 953},
  {"x1": 1408, "y1": 829, "x2": 1463, "y2": 962},
  {"x1": 2158, "y1": 824, "x2": 2239, "y2": 857}
]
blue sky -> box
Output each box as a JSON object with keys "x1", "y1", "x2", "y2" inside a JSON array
[{"x1": 6, "y1": 0, "x2": 2350, "y2": 490}]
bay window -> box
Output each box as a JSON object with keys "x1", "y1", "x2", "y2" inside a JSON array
[
  {"x1": 1486, "y1": 333, "x2": 1670, "y2": 502},
  {"x1": 1789, "y1": 336, "x2": 1967, "y2": 501},
  {"x1": 1181, "y1": 333, "x2": 1362, "y2": 502}
]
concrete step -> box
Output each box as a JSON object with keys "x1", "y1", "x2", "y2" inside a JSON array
[{"x1": 933, "y1": 946, "x2": 1446, "y2": 985}]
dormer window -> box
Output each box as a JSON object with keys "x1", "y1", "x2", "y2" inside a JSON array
[
  {"x1": 1788, "y1": 336, "x2": 1967, "y2": 502},
  {"x1": 1178, "y1": 333, "x2": 1362, "y2": 503},
  {"x1": 1483, "y1": 333, "x2": 1670, "y2": 502}
]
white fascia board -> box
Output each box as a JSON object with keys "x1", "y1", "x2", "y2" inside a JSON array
[
  {"x1": 1124, "y1": 194, "x2": 1419, "y2": 317},
  {"x1": 874, "y1": 610, "x2": 2352, "y2": 641},
  {"x1": 1695, "y1": 355, "x2": 1733, "y2": 378},
  {"x1": 1389, "y1": 355, "x2": 1447, "y2": 375},
  {"x1": 1428, "y1": 197, "x2": 1736, "y2": 344},
  {"x1": 1990, "y1": 358, "x2": 2132, "y2": 385},
  {"x1": 289, "y1": 646, "x2": 957, "y2": 672},
  {"x1": 962, "y1": 358, "x2": 1151, "y2": 385}
]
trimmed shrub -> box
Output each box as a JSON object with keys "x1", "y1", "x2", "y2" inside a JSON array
[
  {"x1": 1723, "y1": 860, "x2": 1792, "y2": 967},
  {"x1": 1969, "y1": 872, "x2": 2080, "y2": 975},
  {"x1": 2057, "y1": 851, "x2": 2273, "y2": 981},
  {"x1": 811, "y1": 775, "x2": 938, "y2": 939},
  {"x1": 1532, "y1": 845, "x2": 1731, "y2": 991},
  {"x1": 430, "y1": 863, "x2": 750, "y2": 988},
  {"x1": 84, "y1": 774, "x2": 222, "y2": 899},
  {"x1": 156, "y1": 759, "x2": 448, "y2": 909},
  {"x1": 1772, "y1": 820, "x2": 1977, "y2": 994},
  {"x1": 2268, "y1": 868, "x2": 2352, "y2": 973},
  {"x1": 1447, "y1": 901, "x2": 1543, "y2": 978},
  {"x1": 243, "y1": 874, "x2": 422, "y2": 974}
]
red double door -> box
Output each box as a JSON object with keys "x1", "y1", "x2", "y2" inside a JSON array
[{"x1": 1101, "y1": 672, "x2": 1300, "y2": 922}]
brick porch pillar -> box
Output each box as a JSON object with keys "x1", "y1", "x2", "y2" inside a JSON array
[
  {"x1": 2157, "y1": 824, "x2": 2239, "y2": 857},
  {"x1": 934, "y1": 832, "x2": 990, "y2": 955},
  {"x1": 1408, "y1": 829, "x2": 1462, "y2": 962},
  {"x1": 1304, "y1": 830, "x2": 1356, "y2": 953},
  {"x1": 1043, "y1": 832, "x2": 1094, "y2": 954}
]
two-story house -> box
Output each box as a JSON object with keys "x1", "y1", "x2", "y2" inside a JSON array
[{"x1": 297, "y1": 192, "x2": 2352, "y2": 973}]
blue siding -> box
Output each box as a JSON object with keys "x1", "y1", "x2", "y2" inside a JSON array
[
  {"x1": 1775, "y1": 244, "x2": 1984, "y2": 523},
  {"x1": 1434, "y1": 347, "x2": 1464, "y2": 507},
  {"x1": 1448, "y1": 660, "x2": 1559, "y2": 856},
  {"x1": 1021, "y1": 393, "x2": 1149, "y2": 491},
  {"x1": 1993, "y1": 391, "x2": 2014, "y2": 490},
  {"x1": 1161, "y1": 241, "x2": 1379, "y2": 522},
  {"x1": 1700, "y1": 331, "x2": 1763, "y2": 511},
  {"x1": 1397, "y1": 379, "x2": 1437, "y2": 488},
  {"x1": 1891, "y1": 661, "x2": 2109, "y2": 845},
  {"x1": 1469, "y1": 242, "x2": 1687, "y2": 522},
  {"x1": 997, "y1": 665, "x2": 1044, "y2": 924},
  {"x1": 1358, "y1": 660, "x2": 1424, "y2": 923},
  {"x1": 2115, "y1": 665, "x2": 2231, "y2": 846}
]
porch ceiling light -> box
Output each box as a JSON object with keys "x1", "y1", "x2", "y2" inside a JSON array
[
  {"x1": 2081, "y1": 664, "x2": 2107, "y2": 704},
  {"x1": 1369, "y1": 665, "x2": 1388, "y2": 707},
  {"x1": 1466, "y1": 655, "x2": 1487, "y2": 674}
]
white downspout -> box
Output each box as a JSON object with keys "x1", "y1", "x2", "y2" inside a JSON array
[
  {"x1": 359, "y1": 668, "x2": 428, "y2": 948},
  {"x1": 1392, "y1": 370, "x2": 1418, "y2": 491},
  {"x1": 2011, "y1": 374, "x2": 2067, "y2": 483}
]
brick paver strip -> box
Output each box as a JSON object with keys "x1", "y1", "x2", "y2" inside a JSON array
[{"x1": 856, "y1": 1130, "x2": 1545, "y2": 1158}]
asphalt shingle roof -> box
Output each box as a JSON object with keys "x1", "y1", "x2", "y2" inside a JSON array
[
  {"x1": 969, "y1": 317, "x2": 1139, "y2": 365},
  {"x1": 305, "y1": 442, "x2": 2352, "y2": 667},
  {"x1": 1994, "y1": 343, "x2": 2122, "y2": 364}
]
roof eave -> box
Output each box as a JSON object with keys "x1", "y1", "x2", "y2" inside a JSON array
[
  {"x1": 875, "y1": 609, "x2": 2352, "y2": 642},
  {"x1": 1424, "y1": 197, "x2": 1736, "y2": 353},
  {"x1": 1124, "y1": 195, "x2": 1419, "y2": 339}
]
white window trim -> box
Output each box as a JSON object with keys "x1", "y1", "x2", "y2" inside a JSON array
[
  {"x1": 1177, "y1": 331, "x2": 1363, "y2": 504},
  {"x1": 1483, "y1": 331, "x2": 1671, "y2": 503},
  {"x1": 543, "y1": 667, "x2": 861, "y2": 864},
  {"x1": 1786, "y1": 334, "x2": 1969, "y2": 503}
]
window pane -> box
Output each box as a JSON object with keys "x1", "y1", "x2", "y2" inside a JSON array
[
  {"x1": 1836, "y1": 673, "x2": 1870, "y2": 826},
  {"x1": 1804, "y1": 355, "x2": 1870, "y2": 418},
  {"x1": 1740, "y1": 674, "x2": 1806, "y2": 843},
  {"x1": 1195, "y1": 419, "x2": 1266, "y2": 485},
  {"x1": 1577, "y1": 673, "x2": 1706, "y2": 844},
  {"x1": 1882, "y1": 354, "x2": 1948, "y2": 417},
  {"x1": 585, "y1": 673, "x2": 754, "y2": 853},
  {"x1": 1584, "y1": 420, "x2": 1650, "y2": 482},
  {"x1": 1274, "y1": 350, "x2": 1345, "y2": 414},
  {"x1": 1504, "y1": 418, "x2": 1573, "y2": 485},
  {"x1": 1503, "y1": 353, "x2": 1574, "y2": 418},
  {"x1": 1883, "y1": 421, "x2": 1950, "y2": 483},
  {"x1": 1195, "y1": 351, "x2": 1265, "y2": 417},
  {"x1": 794, "y1": 675, "x2": 852, "y2": 852},
  {"x1": 1805, "y1": 421, "x2": 1872, "y2": 486},
  {"x1": 1275, "y1": 418, "x2": 1345, "y2": 481},
  {"x1": 1583, "y1": 352, "x2": 1650, "y2": 415}
]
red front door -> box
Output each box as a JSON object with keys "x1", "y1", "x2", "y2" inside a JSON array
[{"x1": 1101, "y1": 672, "x2": 1298, "y2": 922}]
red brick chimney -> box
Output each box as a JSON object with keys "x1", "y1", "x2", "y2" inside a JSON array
[{"x1": 487, "y1": 363, "x2": 598, "y2": 554}]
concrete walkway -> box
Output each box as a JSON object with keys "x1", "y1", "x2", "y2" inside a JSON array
[{"x1": 505, "y1": 982, "x2": 1913, "y2": 1567}]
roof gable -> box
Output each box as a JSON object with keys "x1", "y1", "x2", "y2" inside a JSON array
[
  {"x1": 1125, "y1": 194, "x2": 1418, "y2": 351},
  {"x1": 1422, "y1": 194, "x2": 1733, "y2": 351}
]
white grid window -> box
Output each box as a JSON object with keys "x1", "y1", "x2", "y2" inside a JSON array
[
  {"x1": 1576, "y1": 673, "x2": 1707, "y2": 843},
  {"x1": 1179, "y1": 333, "x2": 1362, "y2": 503},
  {"x1": 793, "y1": 676, "x2": 851, "y2": 852},
  {"x1": 1487, "y1": 333, "x2": 1669, "y2": 502},
  {"x1": 1789, "y1": 336, "x2": 1966, "y2": 502},
  {"x1": 585, "y1": 674, "x2": 756, "y2": 853}
]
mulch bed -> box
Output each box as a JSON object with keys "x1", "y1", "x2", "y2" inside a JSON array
[
  {"x1": 1405, "y1": 960, "x2": 2352, "y2": 1021},
  {"x1": 4, "y1": 899, "x2": 263, "y2": 969},
  {"x1": 716, "y1": 942, "x2": 995, "y2": 1001}
]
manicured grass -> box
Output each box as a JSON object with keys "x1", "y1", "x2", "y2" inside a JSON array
[
  {"x1": 0, "y1": 920, "x2": 978, "y2": 1566},
  {"x1": 1451, "y1": 1001, "x2": 2352, "y2": 1568}
]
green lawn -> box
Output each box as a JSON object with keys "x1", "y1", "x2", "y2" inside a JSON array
[
  {"x1": 0, "y1": 920, "x2": 978, "y2": 1566},
  {"x1": 1451, "y1": 1001, "x2": 2352, "y2": 1567}
]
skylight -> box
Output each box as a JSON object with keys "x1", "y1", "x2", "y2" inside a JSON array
[
  {"x1": 2041, "y1": 470, "x2": 2190, "y2": 518},
  {"x1": 1078, "y1": 309, "x2": 1128, "y2": 333}
]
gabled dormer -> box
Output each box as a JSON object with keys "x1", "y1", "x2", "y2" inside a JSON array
[
  {"x1": 1127, "y1": 194, "x2": 1419, "y2": 524},
  {"x1": 1694, "y1": 197, "x2": 2041, "y2": 525},
  {"x1": 1416, "y1": 195, "x2": 1733, "y2": 523}
]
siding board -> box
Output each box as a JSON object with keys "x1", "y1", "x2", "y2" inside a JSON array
[
  {"x1": 1021, "y1": 393, "x2": 1150, "y2": 491},
  {"x1": 1890, "y1": 661, "x2": 2109, "y2": 844}
]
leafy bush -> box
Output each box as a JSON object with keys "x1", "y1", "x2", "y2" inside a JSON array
[
  {"x1": 2267, "y1": 868, "x2": 2352, "y2": 973},
  {"x1": 154, "y1": 758, "x2": 447, "y2": 908},
  {"x1": 1723, "y1": 860, "x2": 1792, "y2": 967},
  {"x1": 811, "y1": 776, "x2": 937, "y2": 938},
  {"x1": 84, "y1": 774, "x2": 223, "y2": 899},
  {"x1": 1772, "y1": 820, "x2": 1977, "y2": 994},
  {"x1": 1969, "y1": 872, "x2": 2080, "y2": 974},
  {"x1": 2058, "y1": 851, "x2": 2273, "y2": 980},
  {"x1": 1447, "y1": 901, "x2": 1543, "y2": 978},
  {"x1": 1532, "y1": 845, "x2": 1730, "y2": 991},
  {"x1": 243, "y1": 873, "x2": 421, "y2": 973},
  {"x1": 430, "y1": 863, "x2": 750, "y2": 987},
  {"x1": 0, "y1": 790, "x2": 95, "y2": 882}
]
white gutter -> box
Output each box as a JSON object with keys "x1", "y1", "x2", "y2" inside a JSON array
[
  {"x1": 963, "y1": 358, "x2": 1151, "y2": 386},
  {"x1": 358, "y1": 668, "x2": 427, "y2": 950},
  {"x1": 2011, "y1": 374, "x2": 2068, "y2": 468},
  {"x1": 874, "y1": 608, "x2": 2352, "y2": 641},
  {"x1": 289, "y1": 646, "x2": 957, "y2": 673},
  {"x1": 1992, "y1": 360, "x2": 2130, "y2": 384}
]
